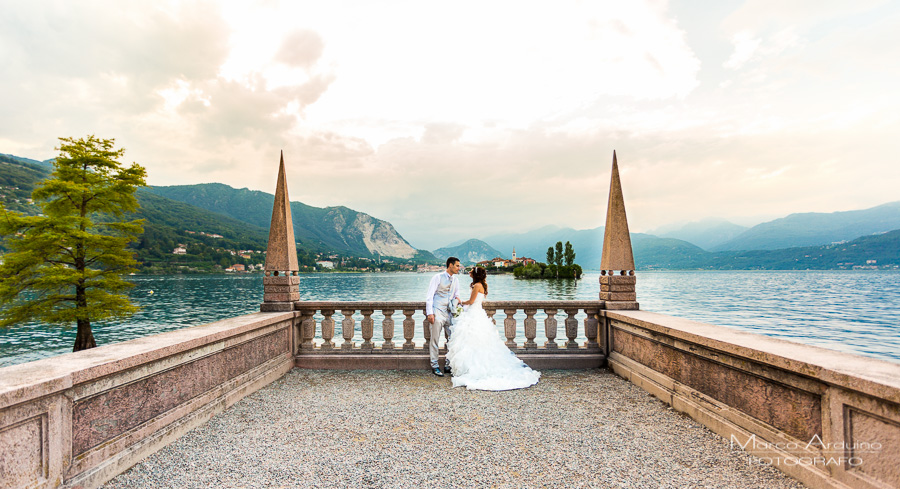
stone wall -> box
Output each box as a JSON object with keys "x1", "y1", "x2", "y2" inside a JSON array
[
  {"x1": 604, "y1": 310, "x2": 900, "y2": 489},
  {"x1": 0, "y1": 311, "x2": 297, "y2": 489}
]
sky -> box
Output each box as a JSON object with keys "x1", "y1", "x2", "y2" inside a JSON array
[{"x1": 2, "y1": 0, "x2": 898, "y2": 251}]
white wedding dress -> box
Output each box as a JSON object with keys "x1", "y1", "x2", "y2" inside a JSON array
[{"x1": 447, "y1": 292, "x2": 541, "y2": 391}]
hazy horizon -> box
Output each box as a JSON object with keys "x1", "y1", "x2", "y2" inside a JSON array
[{"x1": 3, "y1": 1, "x2": 898, "y2": 250}]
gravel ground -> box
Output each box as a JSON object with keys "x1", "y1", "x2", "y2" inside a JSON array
[{"x1": 103, "y1": 369, "x2": 806, "y2": 489}]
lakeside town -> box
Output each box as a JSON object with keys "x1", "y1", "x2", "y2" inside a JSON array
[{"x1": 167, "y1": 232, "x2": 539, "y2": 274}]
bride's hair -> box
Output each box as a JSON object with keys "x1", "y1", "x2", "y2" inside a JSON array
[{"x1": 470, "y1": 266, "x2": 488, "y2": 295}]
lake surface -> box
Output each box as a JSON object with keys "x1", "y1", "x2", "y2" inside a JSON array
[{"x1": 1, "y1": 271, "x2": 898, "y2": 367}]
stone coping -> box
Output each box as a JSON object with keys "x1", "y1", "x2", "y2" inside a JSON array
[
  {"x1": 294, "y1": 300, "x2": 604, "y2": 310},
  {"x1": 0, "y1": 311, "x2": 296, "y2": 410},
  {"x1": 296, "y1": 347, "x2": 603, "y2": 355},
  {"x1": 606, "y1": 310, "x2": 900, "y2": 403}
]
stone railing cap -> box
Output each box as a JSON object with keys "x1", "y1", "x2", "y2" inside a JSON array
[
  {"x1": 0, "y1": 311, "x2": 295, "y2": 410},
  {"x1": 606, "y1": 309, "x2": 900, "y2": 402}
]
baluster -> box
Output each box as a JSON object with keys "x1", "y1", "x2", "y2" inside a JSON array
[
  {"x1": 485, "y1": 306, "x2": 497, "y2": 325},
  {"x1": 565, "y1": 308, "x2": 579, "y2": 349},
  {"x1": 341, "y1": 309, "x2": 356, "y2": 350},
  {"x1": 320, "y1": 309, "x2": 335, "y2": 350},
  {"x1": 584, "y1": 308, "x2": 600, "y2": 349},
  {"x1": 503, "y1": 308, "x2": 517, "y2": 349},
  {"x1": 422, "y1": 310, "x2": 432, "y2": 350},
  {"x1": 524, "y1": 308, "x2": 537, "y2": 349},
  {"x1": 300, "y1": 309, "x2": 316, "y2": 350},
  {"x1": 361, "y1": 309, "x2": 374, "y2": 350},
  {"x1": 381, "y1": 309, "x2": 395, "y2": 350},
  {"x1": 544, "y1": 308, "x2": 558, "y2": 349},
  {"x1": 402, "y1": 310, "x2": 416, "y2": 350}
]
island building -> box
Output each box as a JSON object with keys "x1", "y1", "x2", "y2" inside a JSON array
[
  {"x1": 478, "y1": 249, "x2": 536, "y2": 268},
  {"x1": 1, "y1": 151, "x2": 898, "y2": 489}
]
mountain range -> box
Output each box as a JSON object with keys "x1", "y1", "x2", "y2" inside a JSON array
[
  {"x1": 0, "y1": 154, "x2": 432, "y2": 262},
  {"x1": 3, "y1": 151, "x2": 899, "y2": 270},
  {"x1": 648, "y1": 218, "x2": 748, "y2": 250},
  {"x1": 431, "y1": 239, "x2": 503, "y2": 264},
  {"x1": 145, "y1": 184, "x2": 427, "y2": 260}
]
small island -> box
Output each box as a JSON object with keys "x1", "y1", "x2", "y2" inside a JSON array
[{"x1": 513, "y1": 241, "x2": 583, "y2": 279}]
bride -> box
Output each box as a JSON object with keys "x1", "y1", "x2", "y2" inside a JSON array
[{"x1": 447, "y1": 266, "x2": 541, "y2": 391}]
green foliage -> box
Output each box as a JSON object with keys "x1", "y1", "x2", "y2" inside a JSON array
[
  {"x1": 515, "y1": 241, "x2": 582, "y2": 279},
  {"x1": 513, "y1": 263, "x2": 544, "y2": 278},
  {"x1": 513, "y1": 262, "x2": 582, "y2": 279},
  {"x1": 564, "y1": 241, "x2": 575, "y2": 267},
  {"x1": 0, "y1": 154, "x2": 47, "y2": 218},
  {"x1": 0, "y1": 136, "x2": 147, "y2": 351}
]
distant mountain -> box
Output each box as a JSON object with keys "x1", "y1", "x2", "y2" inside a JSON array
[
  {"x1": 696, "y1": 229, "x2": 900, "y2": 270},
  {"x1": 480, "y1": 226, "x2": 705, "y2": 270},
  {"x1": 0, "y1": 153, "x2": 52, "y2": 169},
  {"x1": 0, "y1": 157, "x2": 274, "y2": 266},
  {"x1": 5, "y1": 151, "x2": 898, "y2": 270},
  {"x1": 483, "y1": 225, "x2": 588, "y2": 263},
  {"x1": 649, "y1": 218, "x2": 748, "y2": 250},
  {"x1": 0, "y1": 155, "x2": 432, "y2": 265},
  {"x1": 713, "y1": 202, "x2": 900, "y2": 251},
  {"x1": 146, "y1": 183, "x2": 430, "y2": 260},
  {"x1": 432, "y1": 239, "x2": 503, "y2": 264},
  {"x1": 630, "y1": 233, "x2": 709, "y2": 269}
]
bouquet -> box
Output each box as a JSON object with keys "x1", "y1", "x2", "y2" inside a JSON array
[{"x1": 451, "y1": 298, "x2": 463, "y2": 317}]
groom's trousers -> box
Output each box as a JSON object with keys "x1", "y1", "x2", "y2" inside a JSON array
[{"x1": 429, "y1": 310, "x2": 452, "y2": 369}]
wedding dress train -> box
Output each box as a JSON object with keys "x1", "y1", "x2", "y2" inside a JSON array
[{"x1": 447, "y1": 292, "x2": 540, "y2": 391}]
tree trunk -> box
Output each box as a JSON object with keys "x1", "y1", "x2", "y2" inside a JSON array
[
  {"x1": 73, "y1": 318, "x2": 96, "y2": 351},
  {"x1": 73, "y1": 282, "x2": 95, "y2": 351}
]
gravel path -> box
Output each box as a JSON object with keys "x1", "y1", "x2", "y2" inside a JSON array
[{"x1": 103, "y1": 369, "x2": 805, "y2": 489}]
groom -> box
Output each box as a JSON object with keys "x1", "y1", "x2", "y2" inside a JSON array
[{"x1": 425, "y1": 256, "x2": 462, "y2": 376}]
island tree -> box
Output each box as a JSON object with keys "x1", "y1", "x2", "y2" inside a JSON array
[
  {"x1": 564, "y1": 241, "x2": 575, "y2": 267},
  {"x1": 515, "y1": 241, "x2": 582, "y2": 280},
  {"x1": 0, "y1": 136, "x2": 147, "y2": 351}
]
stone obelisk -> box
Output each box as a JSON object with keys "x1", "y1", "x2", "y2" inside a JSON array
[
  {"x1": 261, "y1": 151, "x2": 300, "y2": 312},
  {"x1": 599, "y1": 150, "x2": 639, "y2": 310}
]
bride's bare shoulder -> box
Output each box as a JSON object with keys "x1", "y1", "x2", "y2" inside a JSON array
[{"x1": 472, "y1": 282, "x2": 485, "y2": 293}]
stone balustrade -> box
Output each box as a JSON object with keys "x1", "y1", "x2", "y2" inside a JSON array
[
  {"x1": 292, "y1": 300, "x2": 605, "y2": 369},
  {"x1": 0, "y1": 311, "x2": 296, "y2": 489}
]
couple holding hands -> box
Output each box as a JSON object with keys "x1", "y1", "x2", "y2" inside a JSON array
[{"x1": 424, "y1": 257, "x2": 540, "y2": 391}]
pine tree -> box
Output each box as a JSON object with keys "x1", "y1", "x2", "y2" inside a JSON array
[
  {"x1": 0, "y1": 136, "x2": 147, "y2": 351},
  {"x1": 546, "y1": 246, "x2": 554, "y2": 265}
]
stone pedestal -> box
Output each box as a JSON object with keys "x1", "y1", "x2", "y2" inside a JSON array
[
  {"x1": 600, "y1": 273, "x2": 639, "y2": 310},
  {"x1": 261, "y1": 275, "x2": 300, "y2": 312}
]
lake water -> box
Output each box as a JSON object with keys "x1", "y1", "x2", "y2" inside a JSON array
[{"x1": 1, "y1": 271, "x2": 898, "y2": 368}]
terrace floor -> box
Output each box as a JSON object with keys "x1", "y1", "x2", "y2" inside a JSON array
[{"x1": 102, "y1": 369, "x2": 805, "y2": 488}]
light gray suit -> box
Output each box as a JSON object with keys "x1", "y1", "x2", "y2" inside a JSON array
[{"x1": 425, "y1": 271, "x2": 460, "y2": 369}]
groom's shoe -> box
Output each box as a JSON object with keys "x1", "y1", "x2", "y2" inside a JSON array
[
  {"x1": 444, "y1": 366, "x2": 452, "y2": 375},
  {"x1": 432, "y1": 367, "x2": 444, "y2": 377}
]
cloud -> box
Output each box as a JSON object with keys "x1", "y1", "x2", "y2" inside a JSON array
[
  {"x1": 2, "y1": 1, "x2": 899, "y2": 252},
  {"x1": 723, "y1": 31, "x2": 762, "y2": 70},
  {"x1": 276, "y1": 30, "x2": 325, "y2": 69}
]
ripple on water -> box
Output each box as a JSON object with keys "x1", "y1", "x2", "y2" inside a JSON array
[{"x1": 1, "y1": 271, "x2": 898, "y2": 367}]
